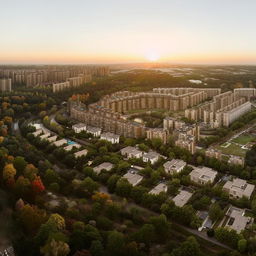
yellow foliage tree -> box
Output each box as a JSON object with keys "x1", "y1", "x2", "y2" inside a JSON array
[{"x1": 3, "y1": 163, "x2": 16, "y2": 180}]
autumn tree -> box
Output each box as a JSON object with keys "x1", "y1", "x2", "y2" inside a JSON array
[
  {"x1": 40, "y1": 239, "x2": 70, "y2": 256},
  {"x1": 32, "y1": 176, "x2": 45, "y2": 194},
  {"x1": 3, "y1": 163, "x2": 16, "y2": 181},
  {"x1": 19, "y1": 204, "x2": 47, "y2": 234}
]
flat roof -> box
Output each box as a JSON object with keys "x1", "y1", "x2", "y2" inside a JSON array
[
  {"x1": 149, "y1": 183, "x2": 167, "y2": 195},
  {"x1": 93, "y1": 162, "x2": 113, "y2": 174},
  {"x1": 74, "y1": 149, "x2": 88, "y2": 158},
  {"x1": 123, "y1": 171, "x2": 143, "y2": 186},
  {"x1": 164, "y1": 159, "x2": 186, "y2": 170},
  {"x1": 143, "y1": 151, "x2": 160, "y2": 160},
  {"x1": 172, "y1": 190, "x2": 193, "y2": 207}
]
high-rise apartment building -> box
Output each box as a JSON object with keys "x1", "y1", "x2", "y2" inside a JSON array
[{"x1": 0, "y1": 78, "x2": 12, "y2": 92}]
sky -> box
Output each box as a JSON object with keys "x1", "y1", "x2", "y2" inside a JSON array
[{"x1": 1, "y1": 0, "x2": 256, "y2": 64}]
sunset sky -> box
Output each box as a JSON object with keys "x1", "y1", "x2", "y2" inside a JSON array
[{"x1": 1, "y1": 0, "x2": 256, "y2": 64}]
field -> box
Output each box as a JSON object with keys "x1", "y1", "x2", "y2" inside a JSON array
[
  {"x1": 232, "y1": 134, "x2": 256, "y2": 145},
  {"x1": 214, "y1": 132, "x2": 256, "y2": 157},
  {"x1": 216, "y1": 143, "x2": 247, "y2": 157}
]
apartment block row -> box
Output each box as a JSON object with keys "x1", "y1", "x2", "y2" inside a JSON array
[
  {"x1": 185, "y1": 89, "x2": 252, "y2": 127},
  {"x1": 52, "y1": 74, "x2": 92, "y2": 93},
  {"x1": 0, "y1": 65, "x2": 109, "y2": 87},
  {"x1": 99, "y1": 89, "x2": 208, "y2": 112}
]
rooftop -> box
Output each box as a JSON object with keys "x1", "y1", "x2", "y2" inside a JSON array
[
  {"x1": 123, "y1": 171, "x2": 143, "y2": 186},
  {"x1": 101, "y1": 132, "x2": 120, "y2": 140},
  {"x1": 121, "y1": 146, "x2": 142, "y2": 155},
  {"x1": 172, "y1": 190, "x2": 193, "y2": 207},
  {"x1": 190, "y1": 166, "x2": 217, "y2": 181},
  {"x1": 149, "y1": 183, "x2": 167, "y2": 195},
  {"x1": 93, "y1": 162, "x2": 113, "y2": 174},
  {"x1": 143, "y1": 151, "x2": 160, "y2": 160},
  {"x1": 72, "y1": 123, "x2": 86, "y2": 129},
  {"x1": 225, "y1": 206, "x2": 252, "y2": 234},
  {"x1": 164, "y1": 159, "x2": 186, "y2": 171},
  {"x1": 74, "y1": 149, "x2": 88, "y2": 158}
]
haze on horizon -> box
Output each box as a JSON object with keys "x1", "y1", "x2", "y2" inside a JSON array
[{"x1": 1, "y1": 0, "x2": 256, "y2": 65}]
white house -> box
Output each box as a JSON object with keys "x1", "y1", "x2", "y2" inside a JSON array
[
  {"x1": 46, "y1": 135, "x2": 57, "y2": 143},
  {"x1": 86, "y1": 126, "x2": 101, "y2": 137},
  {"x1": 100, "y1": 132, "x2": 120, "y2": 144},
  {"x1": 172, "y1": 190, "x2": 193, "y2": 207},
  {"x1": 223, "y1": 178, "x2": 255, "y2": 199},
  {"x1": 74, "y1": 149, "x2": 88, "y2": 158},
  {"x1": 224, "y1": 206, "x2": 254, "y2": 234},
  {"x1": 40, "y1": 133, "x2": 51, "y2": 140},
  {"x1": 93, "y1": 162, "x2": 114, "y2": 175},
  {"x1": 189, "y1": 166, "x2": 217, "y2": 185},
  {"x1": 120, "y1": 146, "x2": 143, "y2": 159},
  {"x1": 32, "y1": 129, "x2": 43, "y2": 137},
  {"x1": 163, "y1": 159, "x2": 186, "y2": 175},
  {"x1": 53, "y1": 139, "x2": 68, "y2": 147},
  {"x1": 149, "y1": 183, "x2": 167, "y2": 195},
  {"x1": 143, "y1": 151, "x2": 160, "y2": 165},
  {"x1": 72, "y1": 123, "x2": 87, "y2": 133},
  {"x1": 63, "y1": 143, "x2": 81, "y2": 152},
  {"x1": 30, "y1": 123, "x2": 42, "y2": 130},
  {"x1": 123, "y1": 170, "x2": 143, "y2": 186}
]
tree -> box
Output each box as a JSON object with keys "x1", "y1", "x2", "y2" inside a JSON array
[
  {"x1": 107, "y1": 175, "x2": 120, "y2": 193},
  {"x1": 238, "y1": 239, "x2": 247, "y2": 253},
  {"x1": 44, "y1": 169, "x2": 60, "y2": 185},
  {"x1": 15, "y1": 176, "x2": 31, "y2": 198},
  {"x1": 135, "y1": 224, "x2": 155, "y2": 246},
  {"x1": 151, "y1": 138, "x2": 162, "y2": 150},
  {"x1": 172, "y1": 236, "x2": 201, "y2": 256},
  {"x1": 115, "y1": 179, "x2": 132, "y2": 197},
  {"x1": 13, "y1": 156, "x2": 27, "y2": 174},
  {"x1": 64, "y1": 154, "x2": 76, "y2": 168},
  {"x1": 90, "y1": 240, "x2": 104, "y2": 256},
  {"x1": 19, "y1": 204, "x2": 47, "y2": 234},
  {"x1": 32, "y1": 176, "x2": 45, "y2": 194},
  {"x1": 207, "y1": 229, "x2": 215, "y2": 237},
  {"x1": 47, "y1": 213, "x2": 66, "y2": 231},
  {"x1": 40, "y1": 239, "x2": 70, "y2": 256},
  {"x1": 130, "y1": 186, "x2": 148, "y2": 203},
  {"x1": 245, "y1": 145, "x2": 256, "y2": 167},
  {"x1": 3, "y1": 163, "x2": 16, "y2": 181},
  {"x1": 81, "y1": 177, "x2": 99, "y2": 194},
  {"x1": 149, "y1": 214, "x2": 169, "y2": 238},
  {"x1": 106, "y1": 231, "x2": 124, "y2": 256},
  {"x1": 209, "y1": 202, "x2": 223, "y2": 221},
  {"x1": 83, "y1": 167, "x2": 94, "y2": 178},
  {"x1": 24, "y1": 163, "x2": 38, "y2": 181},
  {"x1": 215, "y1": 227, "x2": 241, "y2": 248}
]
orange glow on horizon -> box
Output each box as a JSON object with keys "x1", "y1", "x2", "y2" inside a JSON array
[{"x1": 1, "y1": 50, "x2": 256, "y2": 65}]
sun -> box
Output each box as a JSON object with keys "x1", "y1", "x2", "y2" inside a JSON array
[{"x1": 146, "y1": 52, "x2": 160, "y2": 62}]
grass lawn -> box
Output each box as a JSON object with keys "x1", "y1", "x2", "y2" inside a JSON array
[
  {"x1": 216, "y1": 143, "x2": 247, "y2": 157},
  {"x1": 232, "y1": 134, "x2": 256, "y2": 145}
]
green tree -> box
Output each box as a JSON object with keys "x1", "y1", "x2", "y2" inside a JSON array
[
  {"x1": 172, "y1": 236, "x2": 201, "y2": 256},
  {"x1": 107, "y1": 175, "x2": 120, "y2": 193},
  {"x1": 134, "y1": 224, "x2": 155, "y2": 246},
  {"x1": 81, "y1": 177, "x2": 99, "y2": 194},
  {"x1": 115, "y1": 178, "x2": 132, "y2": 197},
  {"x1": 106, "y1": 231, "x2": 124, "y2": 256},
  {"x1": 90, "y1": 240, "x2": 104, "y2": 256},
  {"x1": 209, "y1": 202, "x2": 223, "y2": 221},
  {"x1": 13, "y1": 156, "x2": 27, "y2": 174},
  {"x1": 238, "y1": 239, "x2": 247, "y2": 253}
]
